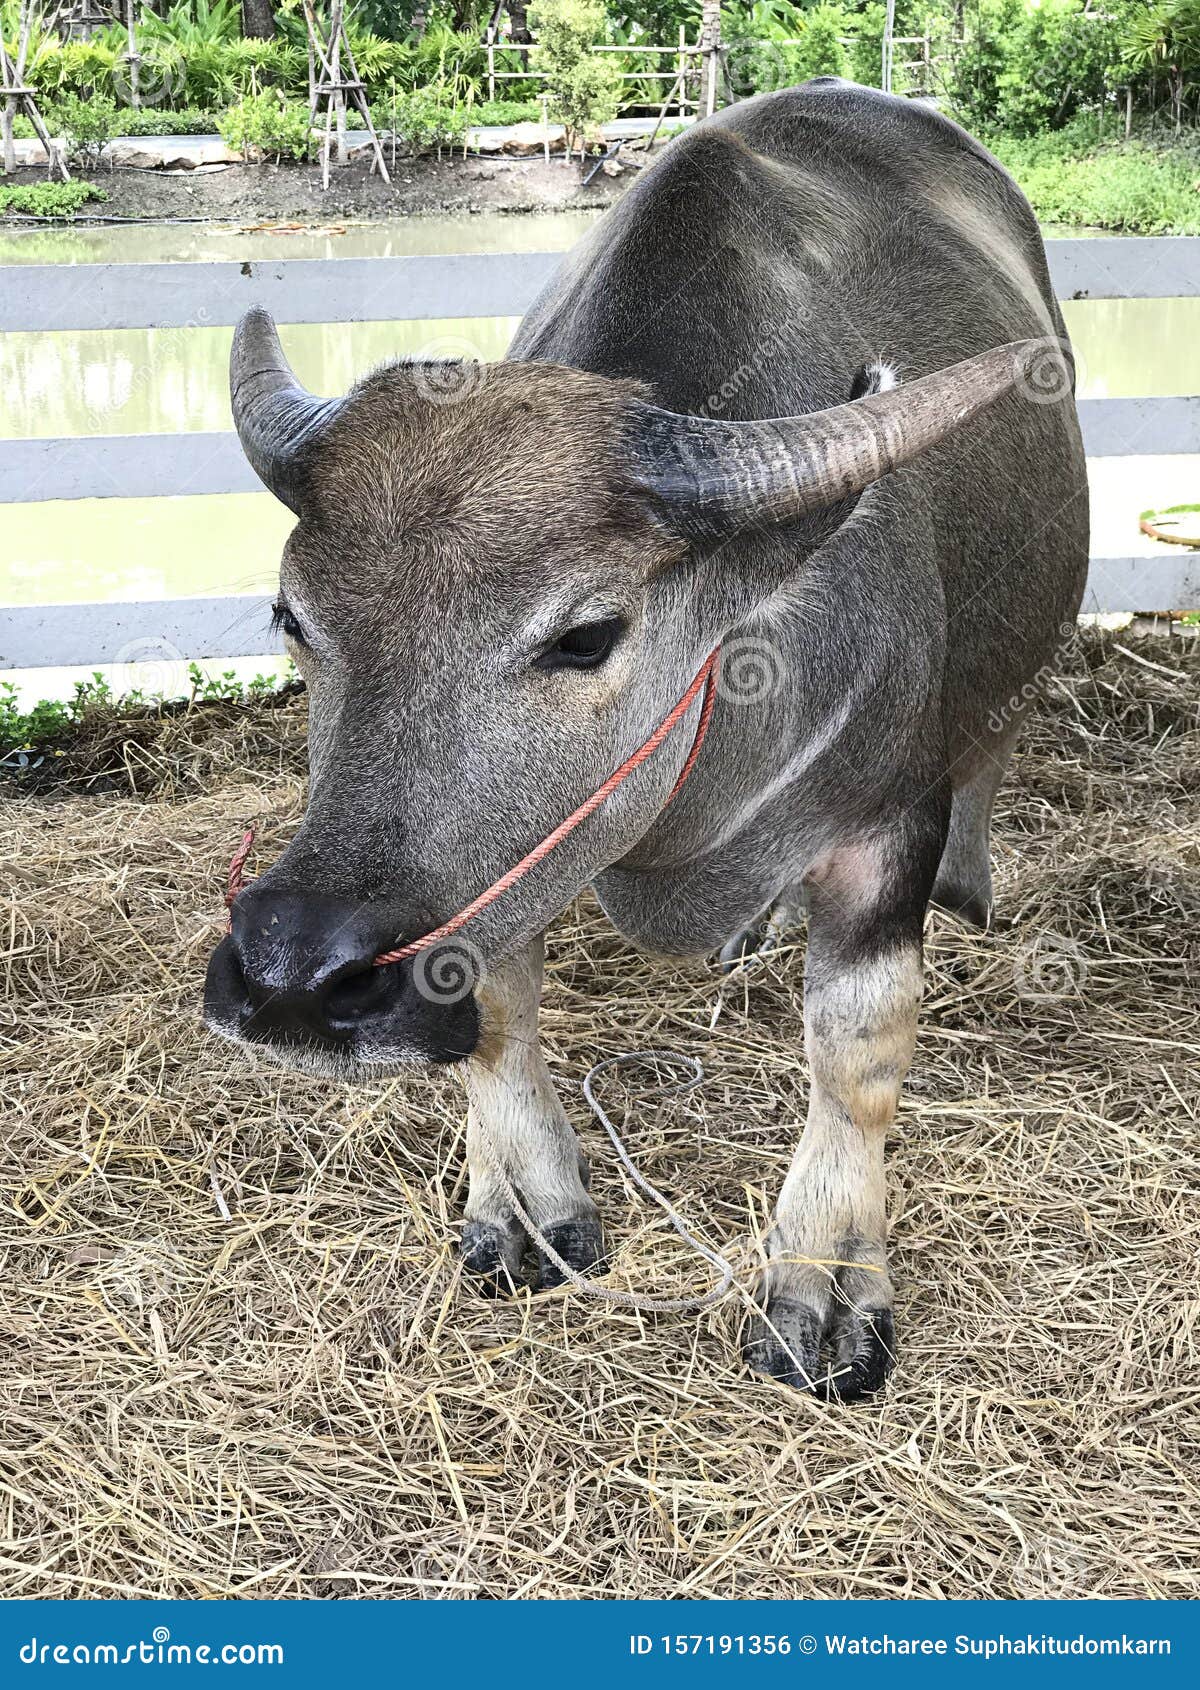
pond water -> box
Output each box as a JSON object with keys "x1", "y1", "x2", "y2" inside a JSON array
[
  {"x1": 2, "y1": 214, "x2": 1196, "y2": 700},
  {"x1": 0, "y1": 209, "x2": 599, "y2": 267}
]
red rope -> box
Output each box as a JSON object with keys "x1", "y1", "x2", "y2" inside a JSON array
[
  {"x1": 224, "y1": 827, "x2": 257, "y2": 912},
  {"x1": 226, "y1": 645, "x2": 722, "y2": 966}
]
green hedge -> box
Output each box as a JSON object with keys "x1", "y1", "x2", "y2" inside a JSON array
[
  {"x1": 18, "y1": 27, "x2": 484, "y2": 113},
  {"x1": 466, "y1": 99, "x2": 545, "y2": 127},
  {"x1": 0, "y1": 181, "x2": 108, "y2": 218}
]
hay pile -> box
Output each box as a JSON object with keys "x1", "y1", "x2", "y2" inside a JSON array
[{"x1": 2, "y1": 629, "x2": 1198, "y2": 1600}]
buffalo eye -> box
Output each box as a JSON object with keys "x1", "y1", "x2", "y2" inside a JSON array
[
  {"x1": 271, "y1": 601, "x2": 306, "y2": 646},
  {"x1": 536, "y1": 617, "x2": 623, "y2": 672}
]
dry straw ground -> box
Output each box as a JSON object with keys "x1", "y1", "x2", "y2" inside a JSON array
[{"x1": 2, "y1": 629, "x2": 1198, "y2": 1599}]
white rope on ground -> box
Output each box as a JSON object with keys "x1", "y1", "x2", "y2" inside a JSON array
[{"x1": 475, "y1": 1050, "x2": 735, "y2": 1314}]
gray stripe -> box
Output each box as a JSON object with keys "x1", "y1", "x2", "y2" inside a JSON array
[
  {"x1": 1076, "y1": 395, "x2": 1200, "y2": 457},
  {"x1": 0, "y1": 250, "x2": 561, "y2": 333},
  {"x1": 2, "y1": 397, "x2": 1194, "y2": 504},
  {"x1": 5, "y1": 554, "x2": 1197, "y2": 671},
  {"x1": 0, "y1": 433, "x2": 260, "y2": 503},
  {"x1": 1080, "y1": 552, "x2": 1200, "y2": 614},
  {"x1": 1, "y1": 595, "x2": 281, "y2": 669},
  {"x1": 1047, "y1": 236, "x2": 1200, "y2": 301},
  {"x1": 1, "y1": 238, "x2": 1197, "y2": 333}
]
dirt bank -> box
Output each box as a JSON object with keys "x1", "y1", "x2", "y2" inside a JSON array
[{"x1": 4, "y1": 149, "x2": 640, "y2": 223}]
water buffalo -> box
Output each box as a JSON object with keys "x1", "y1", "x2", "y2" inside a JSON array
[{"x1": 204, "y1": 79, "x2": 1088, "y2": 1400}]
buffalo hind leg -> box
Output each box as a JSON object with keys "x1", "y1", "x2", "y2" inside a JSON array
[
  {"x1": 460, "y1": 936, "x2": 603, "y2": 1293},
  {"x1": 746, "y1": 825, "x2": 937, "y2": 1401},
  {"x1": 932, "y1": 723, "x2": 1019, "y2": 930}
]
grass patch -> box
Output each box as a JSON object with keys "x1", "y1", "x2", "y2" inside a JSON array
[
  {"x1": 989, "y1": 121, "x2": 1200, "y2": 234},
  {"x1": 0, "y1": 666, "x2": 296, "y2": 778},
  {"x1": 0, "y1": 180, "x2": 107, "y2": 218}
]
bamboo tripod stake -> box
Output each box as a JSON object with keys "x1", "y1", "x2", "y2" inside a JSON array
[
  {"x1": 301, "y1": 0, "x2": 390, "y2": 189},
  {"x1": 1, "y1": 2, "x2": 68, "y2": 182},
  {"x1": 122, "y1": 0, "x2": 141, "y2": 109}
]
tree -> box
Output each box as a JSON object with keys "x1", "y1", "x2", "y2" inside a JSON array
[
  {"x1": 699, "y1": 0, "x2": 720, "y2": 113},
  {"x1": 528, "y1": 0, "x2": 621, "y2": 155},
  {"x1": 241, "y1": 0, "x2": 277, "y2": 37},
  {"x1": 790, "y1": 3, "x2": 848, "y2": 81},
  {"x1": 1123, "y1": 0, "x2": 1200, "y2": 127}
]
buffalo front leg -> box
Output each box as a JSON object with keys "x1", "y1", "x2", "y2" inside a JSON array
[
  {"x1": 746, "y1": 833, "x2": 933, "y2": 1401},
  {"x1": 460, "y1": 936, "x2": 604, "y2": 1292}
]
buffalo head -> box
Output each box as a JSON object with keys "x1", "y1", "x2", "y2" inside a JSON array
[{"x1": 204, "y1": 307, "x2": 1034, "y2": 1074}]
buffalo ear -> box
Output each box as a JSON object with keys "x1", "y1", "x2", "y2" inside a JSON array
[
  {"x1": 624, "y1": 340, "x2": 1043, "y2": 538},
  {"x1": 230, "y1": 307, "x2": 344, "y2": 514}
]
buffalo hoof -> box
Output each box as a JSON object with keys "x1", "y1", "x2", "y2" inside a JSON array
[
  {"x1": 720, "y1": 921, "x2": 769, "y2": 973},
  {"x1": 535, "y1": 1215, "x2": 607, "y2": 1291},
  {"x1": 746, "y1": 1298, "x2": 896, "y2": 1403},
  {"x1": 460, "y1": 1209, "x2": 606, "y2": 1295},
  {"x1": 460, "y1": 1217, "x2": 525, "y2": 1295}
]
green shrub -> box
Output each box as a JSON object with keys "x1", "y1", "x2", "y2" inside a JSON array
[
  {"x1": 218, "y1": 92, "x2": 313, "y2": 163},
  {"x1": 940, "y1": 0, "x2": 1024, "y2": 129},
  {"x1": 51, "y1": 91, "x2": 120, "y2": 162},
  {"x1": 354, "y1": 41, "x2": 416, "y2": 100},
  {"x1": 528, "y1": 0, "x2": 621, "y2": 150},
  {"x1": 222, "y1": 36, "x2": 307, "y2": 96},
  {"x1": 12, "y1": 102, "x2": 219, "y2": 141},
  {"x1": 849, "y1": 2, "x2": 887, "y2": 90},
  {"x1": 389, "y1": 90, "x2": 468, "y2": 153},
  {"x1": 174, "y1": 39, "x2": 241, "y2": 107},
  {"x1": 1121, "y1": 0, "x2": 1200, "y2": 111},
  {"x1": 0, "y1": 681, "x2": 76, "y2": 758},
  {"x1": 344, "y1": 30, "x2": 403, "y2": 89},
  {"x1": 723, "y1": 0, "x2": 858, "y2": 98},
  {"x1": 137, "y1": 0, "x2": 241, "y2": 51},
  {"x1": 408, "y1": 22, "x2": 486, "y2": 106},
  {"x1": 988, "y1": 120, "x2": 1200, "y2": 233},
  {"x1": 940, "y1": 0, "x2": 1183, "y2": 136},
  {"x1": 29, "y1": 38, "x2": 120, "y2": 103},
  {"x1": 994, "y1": 0, "x2": 1129, "y2": 134},
  {"x1": 23, "y1": 25, "x2": 317, "y2": 111},
  {"x1": 0, "y1": 662, "x2": 293, "y2": 762},
  {"x1": 789, "y1": 4, "x2": 849, "y2": 82},
  {"x1": 0, "y1": 181, "x2": 108, "y2": 219}
]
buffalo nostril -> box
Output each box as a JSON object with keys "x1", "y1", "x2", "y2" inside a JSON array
[
  {"x1": 223, "y1": 945, "x2": 255, "y2": 1010},
  {"x1": 324, "y1": 962, "x2": 396, "y2": 1026}
]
